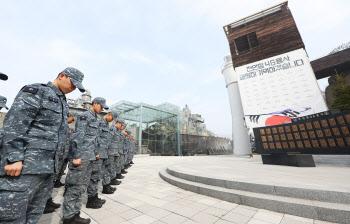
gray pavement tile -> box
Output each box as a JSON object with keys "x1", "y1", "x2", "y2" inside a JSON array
[
  {"x1": 91, "y1": 209, "x2": 115, "y2": 221},
  {"x1": 280, "y1": 214, "x2": 313, "y2": 224},
  {"x1": 232, "y1": 206, "x2": 259, "y2": 218},
  {"x1": 191, "y1": 212, "x2": 220, "y2": 224},
  {"x1": 129, "y1": 214, "x2": 157, "y2": 224},
  {"x1": 173, "y1": 206, "x2": 201, "y2": 218},
  {"x1": 118, "y1": 209, "x2": 143, "y2": 220},
  {"x1": 147, "y1": 207, "x2": 172, "y2": 219},
  {"x1": 97, "y1": 214, "x2": 126, "y2": 224},
  {"x1": 159, "y1": 213, "x2": 189, "y2": 224},
  {"x1": 222, "y1": 212, "x2": 251, "y2": 224},
  {"x1": 247, "y1": 219, "x2": 272, "y2": 224},
  {"x1": 134, "y1": 203, "x2": 157, "y2": 213},
  {"x1": 212, "y1": 201, "x2": 239, "y2": 211},
  {"x1": 252, "y1": 210, "x2": 283, "y2": 224},
  {"x1": 186, "y1": 201, "x2": 210, "y2": 212},
  {"x1": 202, "y1": 207, "x2": 229, "y2": 218},
  {"x1": 215, "y1": 220, "x2": 235, "y2": 224}
]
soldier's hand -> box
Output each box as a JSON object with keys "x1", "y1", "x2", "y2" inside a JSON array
[
  {"x1": 4, "y1": 161, "x2": 23, "y2": 176},
  {"x1": 73, "y1": 158, "x2": 82, "y2": 166},
  {"x1": 96, "y1": 155, "x2": 100, "y2": 160}
]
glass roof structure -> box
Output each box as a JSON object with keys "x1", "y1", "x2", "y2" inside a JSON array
[{"x1": 109, "y1": 101, "x2": 182, "y2": 156}]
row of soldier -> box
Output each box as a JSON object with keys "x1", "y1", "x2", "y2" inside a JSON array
[{"x1": 0, "y1": 68, "x2": 135, "y2": 224}]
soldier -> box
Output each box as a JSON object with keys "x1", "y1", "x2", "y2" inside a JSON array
[
  {"x1": 129, "y1": 135, "x2": 136, "y2": 166},
  {"x1": 0, "y1": 68, "x2": 85, "y2": 224},
  {"x1": 113, "y1": 119, "x2": 126, "y2": 181},
  {"x1": 62, "y1": 97, "x2": 108, "y2": 224},
  {"x1": 122, "y1": 129, "x2": 131, "y2": 172},
  {"x1": 44, "y1": 115, "x2": 75, "y2": 214},
  {"x1": 55, "y1": 114, "x2": 75, "y2": 187},
  {"x1": 116, "y1": 121, "x2": 127, "y2": 179},
  {"x1": 126, "y1": 131, "x2": 133, "y2": 168},
  {"x1": 86, "y1": 110, "x2": 117, "y2": 205},
  {"x1": 107, "y1": 118, "x2": 124, "y2": 188}
]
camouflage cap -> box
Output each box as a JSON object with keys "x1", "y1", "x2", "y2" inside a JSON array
[
  {"x1": 110, "y1": 111, "x2": 119, "y2": 121},
  {"x1": 0, "y1": 95, "x2": 8, "y2": 109},
  {"x1": 92, "y1": 97, "x2": 109, "y2": 110},
  {"x1": 0, "y1": 73, "x2": 8, "y2": 81},
  {"x1": 125, "y1": 129, "x2": 131, "y2": 134},
  {"x1": 61, "y1": 67, "x2": 85, "y2": 92}
]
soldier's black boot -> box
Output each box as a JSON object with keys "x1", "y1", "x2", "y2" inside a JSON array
[
  {"x1": 110, "y1": 178, "x2": 121, "y2": 185},
  {"x1": 47, "y1": 197, "x2": 61, "y2": 208},
  {"x1": 54, "y1": 180, "x2": 65, "y2": 188},
  {"x1": 109, "y1": 184, "x2": 117, "y2": 191},
  {"x1": 63, "y1": 216, "x2": 76, "y2": 224},
  {"x1": 43, "y1": 204, "x2": 56, "y2": 214},
  {"x1": 96, "y1": 194, "x2": 106, "y2": 204},
  {"x1": 74, "y1": 213, "x2": 91, "y2": 224},
  {"x1": 102, "y1": 185, "x2": 114, "y2": 194},
  {"x1": 116, "y1": 173, "x2": 125, "y2": 179},
  {"x1": 130, "y1": 161, "x2": 134, "y2": 164},
  {"x1": 86, "y1": 194, "x2": 103, "y2": 209},
  {"x1": 121, "y1": 169, "x2": 127, "y2": 174}
]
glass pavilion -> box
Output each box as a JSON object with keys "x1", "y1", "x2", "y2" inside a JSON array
[{"x1": 109, "y1": 101, "x2": 182, "y2": 156}]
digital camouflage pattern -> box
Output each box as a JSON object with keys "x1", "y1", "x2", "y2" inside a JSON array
[
  {"x1": 97, "y1": 118, "x2": 110, "y2": 159},
  {"x1": 87, "y1": 158, "x2": 104, "y2": 197},
  {"x1": 71, "y1": 109, "x2": 99, "y2": 161},
  {"x1": 63, "y1": 160, "x2": 93, "y2": 219},
  {"x1": 0, "y1": 81, "x2": 70, "y2": 223},
  {"x1": 0, "y1": 82, "x2": 69, "y2": 175},
  {"x1": 87, "y1": 117, "x2": 111, "y2": 196}
]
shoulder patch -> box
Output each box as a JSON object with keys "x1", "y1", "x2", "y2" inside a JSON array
[
  {"x1": 23, "y1": 86, "x2": 39, "y2": 94},
  {"x1": 80, "y1": 116, "x2": 87, "y2": 120}
]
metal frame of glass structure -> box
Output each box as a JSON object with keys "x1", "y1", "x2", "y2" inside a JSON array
[{"x1": 109, "y1": 101, "x2": 182, "y2": 156}]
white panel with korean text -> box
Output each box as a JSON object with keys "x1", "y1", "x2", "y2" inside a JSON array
[{"x1": 236, "y1": 48, "x2": 328, "y2": 136}]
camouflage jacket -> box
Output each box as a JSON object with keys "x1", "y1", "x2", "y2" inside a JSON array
[
  {"x1": 131, "y1": 141, "x2": 136, "y2": 153},
  {"x1": 0, "y1": 82, "x2": 69, "y2": 175},
  {"x1": 72, "y1": 109, "x2": 98, "y2": 161},
  {"x1": 108, "y1": 127, "x2": 123, "y2": 156},
  {"x1": 123, "y1": 134, "x2": 130, "y2": 155},
  {"x1": 96, "y1": 118, "x2": 110, "y2": 159}
]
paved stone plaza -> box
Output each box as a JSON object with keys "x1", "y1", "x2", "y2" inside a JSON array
[{"x1": 39, "y1": 156, "x2": 342, "y2": 224}]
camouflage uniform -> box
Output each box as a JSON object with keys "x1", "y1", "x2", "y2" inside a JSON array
[
  {"x1": 0, "y1": 82, "x2": 70, "y2": 223},
  {"x1": 55, "y1": 131, "x2": 71, "y2": 183},
  {"x1": 62, "y1": 109, "x2": 99, "y2": 220},
  {"x1": 87, "y1": 118, "x2": 110, "y2": 196},
  {"x1": 108, "y1": 126, "x2": 121, "y2": 180},
  {"x1": 115, "y1": 127, "x2": 125, "y2": 175}
]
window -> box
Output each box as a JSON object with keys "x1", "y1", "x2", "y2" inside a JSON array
[{"x1": 234, "y1": 32, "x2": 259, "y2": 54}]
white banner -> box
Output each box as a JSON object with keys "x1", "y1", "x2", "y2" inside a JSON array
[{"x1": 236, "y1": 48, "x2": 328, "y2": 139}]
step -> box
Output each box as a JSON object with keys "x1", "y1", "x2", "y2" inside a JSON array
[
  {"x1": 160, "y1": 169, "x2": 350, "y2": 224},
  {"x1": 166, "y1": 167, "x2": 350, "y2": 205}
]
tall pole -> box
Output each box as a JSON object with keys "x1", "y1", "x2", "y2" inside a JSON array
[
  {"x1": 221, "y1": 54, "x2": 251, "y2": 155},
  {"x1": 138, "y1": 105, "x2": 143, "y2": 154}
]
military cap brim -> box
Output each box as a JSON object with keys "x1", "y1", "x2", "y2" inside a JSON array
[
  {"x1": 70, "y1": 77, "x2": 86, "y2": 93},
  {"x1": 0, "y1": 73, "x2": 8, "y2": 81}
]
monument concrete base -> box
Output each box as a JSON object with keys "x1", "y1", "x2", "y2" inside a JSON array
[{"x1": 261, "y1": 154, "x2": 316, "y2": 167}]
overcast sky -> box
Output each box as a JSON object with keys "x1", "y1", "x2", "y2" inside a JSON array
[{"x1": 0, "y1": 0, "x2": 349, "y2": 139}]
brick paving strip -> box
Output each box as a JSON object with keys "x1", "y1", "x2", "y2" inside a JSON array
[{"x1": 39, "y1": 156, "x2": 338, "y2": 224}]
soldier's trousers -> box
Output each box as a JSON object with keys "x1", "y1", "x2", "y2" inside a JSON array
[
  {"x1": 102, "y1": 157, "x2": 111, "y2": 186},
  {"x1": 55, "y1": 157, "x2": 69, "y2": 182},
  {"x1": 116, "y1": 156, "x2": 122, "y2": 175},
  {"x1": 0, "y1": 174, "x2": 54, "y2": 224},
  {"x1": 109, "y1": 155, "x2": 119, "y2": 179},
  {"x1": 62, "y1": 160, "x2": 93, "y2": 220},
  {"x1": 86, "y1": 159, "x2": 105, "y2": 197},
  {"x1": 120, "y1": 154, "x2": 125, "y2": 170}
]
